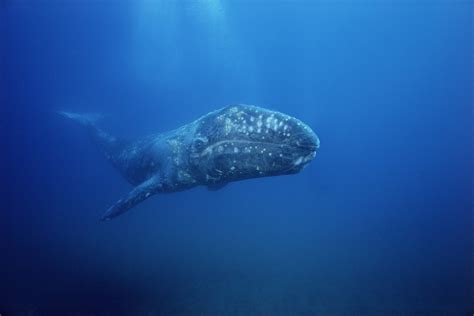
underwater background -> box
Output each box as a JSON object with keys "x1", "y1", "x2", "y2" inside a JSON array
[{"x1": 1, "y1": 0, "x2": 473, "y2": 315}]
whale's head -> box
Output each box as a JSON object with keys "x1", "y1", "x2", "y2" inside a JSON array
[{"x1": 189, "y1": 104, "x2": 320, "y2": 185}]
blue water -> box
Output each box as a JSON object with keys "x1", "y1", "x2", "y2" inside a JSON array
[{"x1": 1, "y1": 1, "x2": 472, "y2": 315}]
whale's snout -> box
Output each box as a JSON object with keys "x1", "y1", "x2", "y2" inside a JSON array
[
  {"x1": 285, "y1": 119, "x2": 320, "y2": 170},
  {"x1": 290, "y1": 123, "x2": 320, "y2": 151}
]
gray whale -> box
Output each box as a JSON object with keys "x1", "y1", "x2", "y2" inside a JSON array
[{"x1": 60, "y1": 104, "x2": 320, "y2": 221}]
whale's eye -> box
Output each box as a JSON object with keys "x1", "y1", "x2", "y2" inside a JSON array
[{"x1": 193, "y1": 137, "x2": 208, "y2": 151}]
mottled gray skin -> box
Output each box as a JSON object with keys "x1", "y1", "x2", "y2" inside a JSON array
[{"x1": 62, "y1": 104, "x2": 320, "y2": 221}]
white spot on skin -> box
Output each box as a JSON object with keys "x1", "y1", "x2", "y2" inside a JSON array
[
  {"x1": 273, "y1": 121, "x2": 279, "y2": 131},
  {"x1": 145, "y1": 192, "x2": 151, "y2": 198},
  {"x1": 268, "y1": 152, "x2": 272, "y2": 156},
  {"x1": 224, "y1": 118, "x2": 232, "y2": 134},
  {"x1": 303, "y1": 152, "x2": 316, "y2": 163},
  {"x1": 248, "y1": 126, "x2": 254, "y2": 132},
  {"x1": 265, "y1": 117, "x2": 273, "y2": 128},
  {"x1": 234, "y1": 147, "x2": 239, "y2": 153},
  {"x1": 294, "y1": 157, "x2": 303, "y2": 166}
]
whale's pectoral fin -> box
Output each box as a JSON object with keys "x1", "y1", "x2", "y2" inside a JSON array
[
  {"x1": 57, "y1": 111, "x2": 103, "y2": 125},
  {"x1": 100, "y1": 175, "x2": 162, "y2": 221}
]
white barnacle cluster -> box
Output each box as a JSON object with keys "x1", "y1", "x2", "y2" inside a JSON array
[
  {"x1": 281, "y1": 116, "x2": 293, "y2": 137},
  {"x1": 167, "y1": 138, "x2": 183, "y2": 166},
  {"x1": 265, "y1": 114, "x2": 277, "y2": 131},
  {"x1": 235, "y1": 111, "x2": 250, "y2": 136},
  {"x1": 293, "y1": 156, "x2": 304, "y2": 166},
  {"x1": 178, "y1": 169, "x2": 196, "y2": 184},
  {"x1": 293, "y1": 151, "x2": 316, "y2": 168},
  {"x1": 226, "y1": 108, "x2": 294, "y2": 139},
  {"x1": 260, "y1": 112, "x2": 287, "y2": 137},
  {"x1": 256, "y1": 115, "x2": 263, "y2": 133},
  {"x1": 219, "y1": 107, "x2": 251, "y2": 136},
  {"x1": 224, "y1": 117, "x2": 233, "y2": 134}
]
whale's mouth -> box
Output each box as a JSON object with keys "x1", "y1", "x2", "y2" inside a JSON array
[
  {"x1": 200, "y1": 139, "x2": 284, "y2": 158},
  {"x1": 294, "y1": 144, "x2": 318, "y2": 151}
]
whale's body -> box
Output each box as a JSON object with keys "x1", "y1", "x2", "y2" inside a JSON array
[{"x1": 61, "y1": 104, "x2": 320, "y2": 220}]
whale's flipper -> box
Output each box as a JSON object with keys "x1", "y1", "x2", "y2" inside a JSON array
[{"x1": 100, "y1": 174, "x2": 163, "y2": 221}]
